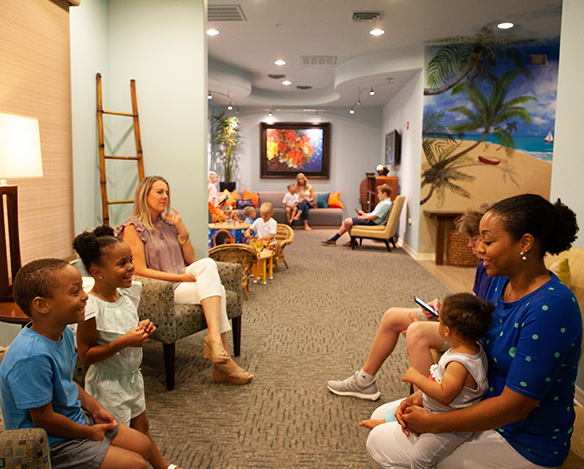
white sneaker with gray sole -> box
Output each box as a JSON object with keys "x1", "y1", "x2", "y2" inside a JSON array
[{"x1": 327, "y1": 371, "x2": 380, "y2": 401}]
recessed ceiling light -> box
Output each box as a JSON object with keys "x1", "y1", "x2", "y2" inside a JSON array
[
  {"x1": 370, "y1": 29, "x2": 384, "y2": 36},
  {"x1": 497, "y1": 22, "x2": 514, "y2": 30},
  {"x1": 282, "y1": 80, "x2": 292, "y2": 86},
  {"x1": 206, "y1": 29, "x2": 219, "y2": 36},
  {"x1": 275, "y1": 60, "x2": 286, "y2": 66}
]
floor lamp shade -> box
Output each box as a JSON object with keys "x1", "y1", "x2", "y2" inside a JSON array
[{"x1": 0, "y1": 111, "x2": 43, "y2": 301}]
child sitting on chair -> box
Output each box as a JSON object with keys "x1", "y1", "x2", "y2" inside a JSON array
[
  {"x1": 243, "y1": 206, "x2": 256, "y2": 225},
  {"x1": 360, "y1": 293, "x2": 493, "y2": 469},
  {"x1": 282, "y1": 184, "x2": 300, "y2": 225},
  {"x1": 245, "y1": 202, "x2": 277, "y2": 245}
]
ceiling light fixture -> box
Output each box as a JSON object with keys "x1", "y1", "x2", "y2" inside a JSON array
[
  {"x1": 207, "y1": 92, "x2": 212, "y2": 100},
  {"x1": 206, "y1": 29, "x2": 219, "y2": 36},
  {"x1": 282, "y1": 80, "x2": 292, "y2": 86},
  {"x1": 275, "y1": 59, "x2": 286, "y2": 66},
  {"x1": 369, "y1": 88, "x2": 375, "y2": 96},
  {"x1": 268, "y1": 111, "x2": 272, "y2": 117},
  {"x1": 370, "y1": 29, "x2": 384, "y2": 36},
  {"x1": 349, "y1": 108, "x2": 355, "y2": 115},
  {"x1": 227, "y1": 104, "x2": 233, "y2": 111},
  {"x1": 497, "y1": 22, "x2": 514, "y2": 29}
]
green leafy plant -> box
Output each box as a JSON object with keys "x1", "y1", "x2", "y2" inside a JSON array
[{"x1": 212, "y1": 112, "x2": 240, "y2": 183}]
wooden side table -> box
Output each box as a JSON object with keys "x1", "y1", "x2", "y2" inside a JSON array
[
  {"x1": 423, "y1": 210, "x2": 464, "y2": 265},
  {"x1": 0, "y1": 302, "x2": 29, "y2": 327}
]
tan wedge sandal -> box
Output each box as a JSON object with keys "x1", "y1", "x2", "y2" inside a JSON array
[
  {"x1": 212, "y1": 363, "x2": 253, "y2": 385},
  {"x1": 203, "y1": 336, "x2": 229, "y2": 364}
]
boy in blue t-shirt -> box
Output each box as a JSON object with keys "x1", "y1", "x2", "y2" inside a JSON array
[{"x1": 0, "y1": 259, "x2": 150, "y2": 469}]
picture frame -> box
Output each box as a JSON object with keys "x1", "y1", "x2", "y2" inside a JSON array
[{"x1": 260, "y1": 122, "x2": 330, "y2": 179}]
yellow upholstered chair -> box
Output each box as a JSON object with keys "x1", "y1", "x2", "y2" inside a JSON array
[{"x1": 349, "y1": 194, "x2": 406, "y2": 252}]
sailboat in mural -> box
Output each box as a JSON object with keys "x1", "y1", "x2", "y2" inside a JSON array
[{"x1": 544, "y1": 131, "x2": 554, "y2": 143}]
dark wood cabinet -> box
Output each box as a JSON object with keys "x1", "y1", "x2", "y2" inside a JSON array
[{"x1": 362, "y1": 174, "x2": 399, "y2": 211}]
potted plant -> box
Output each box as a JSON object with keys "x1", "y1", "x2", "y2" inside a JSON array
[{"x1": 212, "y1": 112, "x2": 240, "y2": 192}]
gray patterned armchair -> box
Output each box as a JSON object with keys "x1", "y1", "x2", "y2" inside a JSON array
[{"x1": 134, "y1": 261, "x2": 243, "y2": 391}]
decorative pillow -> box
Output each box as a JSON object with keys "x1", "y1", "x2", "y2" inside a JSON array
[
  {"x1": 243, "y1": 189, "x2": 260, "y2": 208},
  {"x1": 236, "y1": 198, "x2": 254, "y2": 210},
  {"x1": 225, "y1": 190, "x2": 241, "y2": 208},
  {"x1": 316, "y1": 193, "x2": 330, "y2": 208},
  {"x1": 549, "y1": 257, "x2": 571, "y2": 289},
  {"x1": 218, "y1": 189, "x2": 231, "y2": 204},
  {"x1": 328, "y1": 191, "x2": 344, "y2": 209}
]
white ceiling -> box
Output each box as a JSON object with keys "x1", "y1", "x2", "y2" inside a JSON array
[{"x1": 207, "y1": 0, "x2": 563, "y2": 109}]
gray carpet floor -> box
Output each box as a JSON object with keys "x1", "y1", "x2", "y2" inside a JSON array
[{"x1": 141, "y1": 230, "x2": 452, "y2": 468}]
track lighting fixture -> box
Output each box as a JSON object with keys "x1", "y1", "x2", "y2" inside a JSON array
[
  {"x1": 349, "y1": 108, "x2": 355, "y2": 115},
  {"x1": 207, "y1": 92, "x2": 212, "y2": 100},
  {"x1": 369, "y1": 88, "x2": 375, "y2": 96}
]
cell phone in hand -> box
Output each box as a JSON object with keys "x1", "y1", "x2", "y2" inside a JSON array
[{"x1": 414, "y1": 296, "x2": 439, "y2": 317}]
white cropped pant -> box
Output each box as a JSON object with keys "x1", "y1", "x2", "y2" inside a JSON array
[
  {"x1": 366, "y1": 399, "x2": 549, "y2": 469},
  {"x1": 173, "y1": 258, "x2": 231, "y2": 333}
]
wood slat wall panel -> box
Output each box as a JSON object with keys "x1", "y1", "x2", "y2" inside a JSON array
[{"x1": 0, "y1": 0, "x2": 75, "y2": 264}]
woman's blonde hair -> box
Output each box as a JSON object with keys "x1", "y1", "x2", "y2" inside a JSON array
[
  {"x1": 296, "y1": 173, "x2": 310, "y2": 189},
  {"x1": 130, "y1": 176, "x2": 170, "y2": 232}
]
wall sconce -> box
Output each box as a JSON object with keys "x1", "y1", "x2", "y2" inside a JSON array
[{"x1": 0, "y1": 111, "x2": 43, "y2": 300}]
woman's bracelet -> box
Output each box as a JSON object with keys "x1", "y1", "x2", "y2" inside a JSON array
[{"x1": 178, "y1": 232, "x2": 190, "y2": 246}]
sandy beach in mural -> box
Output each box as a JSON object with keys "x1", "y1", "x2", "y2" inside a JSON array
[{"x1": 419, "y1": 139, "x2": 552, "y2": 254}]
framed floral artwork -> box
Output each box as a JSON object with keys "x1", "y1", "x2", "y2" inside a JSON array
[{"x1": 260, "y1": 122, "x2": 330, "y2": 179}]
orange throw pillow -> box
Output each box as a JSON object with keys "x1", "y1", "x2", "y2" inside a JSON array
[
  {"x1": 225, "y1": 190, "x2": 241, "y2": 208},
  {"x1": 208, "y1": 201, "x2": 226, "y2": 221},
  {"x1": 328, "y1": 191, "x2": 344, "y2": 209},
  {"x1": 243, "y1": 189, "x2": 260, "y2": 208}
]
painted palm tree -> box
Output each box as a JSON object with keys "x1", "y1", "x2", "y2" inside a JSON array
[
  {"x1": 444, "y1": 69, "x2": 536, "y2": 165},
  {"x1": 424, "y1": 27, "x2": 532, "y2": 96},
  {"x1": 420, "y1": 73, "x2": 529, "y2": 206}
]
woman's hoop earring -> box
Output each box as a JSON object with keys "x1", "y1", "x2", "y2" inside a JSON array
[{"x1": 520, "y1": 251, "x2": 527, "y2": 261}]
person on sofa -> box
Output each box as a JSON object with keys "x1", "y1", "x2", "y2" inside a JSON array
[
  {"x1": 118, "y1": 176, "x2": 252, "y2": 385},
  {"x1": 366, "y1": 194, "x2": 581, "y2": 468},
  {"x1": 322, "y1": 184, "x2": 393, "y2": 247},
  {"x1": 327, "y1": 203, "x2": 491, "y2": 400},
  {"x1": 296, "y1": 173, "x2": 314, "y2": 231}
]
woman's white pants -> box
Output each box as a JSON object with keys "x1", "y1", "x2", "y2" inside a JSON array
[
  {"x1": 173, "y1": 258, "x2": 231, "y2": 333},
  {"x1": 366, "y1": 399, "x2": 549, "y2": 469}
]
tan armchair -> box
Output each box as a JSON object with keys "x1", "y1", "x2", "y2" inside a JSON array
[
  {"x1": 274, "y1": 223, "x2": 294, "y2": 272},
  {"x1": 209, "y1": 244, "x2": 257, "y2": 299},
  {"x1": 350, "y1": 194, "x2": 406, "y2": 252}
]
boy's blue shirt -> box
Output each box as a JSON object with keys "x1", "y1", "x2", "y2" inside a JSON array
[{"x1": 0, "y1": 325, "x2": 85, "y2": 445}]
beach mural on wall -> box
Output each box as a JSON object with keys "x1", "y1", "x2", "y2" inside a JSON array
[{"x1": 421, "y1": 28, "x2": 559, "y2": 208}]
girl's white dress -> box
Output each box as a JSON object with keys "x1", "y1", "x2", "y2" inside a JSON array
[{"x1": 84, "y1": 281, "x2": 146, "y2": 426}]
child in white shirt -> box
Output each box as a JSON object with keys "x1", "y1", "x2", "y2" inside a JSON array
[
  {"x1": 282, "y1": 184, "x2": 300, "y2": 225},
  {"x1": 245, "y1": 203, "x2": 277, "y2": 245}
]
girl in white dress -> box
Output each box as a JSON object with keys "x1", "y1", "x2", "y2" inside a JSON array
[{"x1": 73, "y1": 226, "x2": 181, "y2": 469}]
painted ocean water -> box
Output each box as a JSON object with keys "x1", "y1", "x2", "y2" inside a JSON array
[{"x1": 465, "y1": 134, "x2": 554, "y2": 162}]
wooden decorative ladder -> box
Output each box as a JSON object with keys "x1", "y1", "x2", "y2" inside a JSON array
[{"x1": 96, "y1": 73, "x2": 145, "y2": 226}]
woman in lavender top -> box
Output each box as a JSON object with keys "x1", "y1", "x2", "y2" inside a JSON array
[{"x1": 118, "y1": 176, "x2": 252, "y2": 385}]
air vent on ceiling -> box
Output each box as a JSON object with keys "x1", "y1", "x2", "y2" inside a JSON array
[
  {"x1": 268, "y1": 74, "x2": 286, "y2": 79},
  {"x1": 296, "y1": 86, "x2": 312, "y2": 90},
  {"x1": 352, "y1": 11, "x2": 382, "y2": 22},
  {"x1": 300, "y1": 56, "x2": 337, "y2": 66},
  {"x1": 529, "y1": 54, "x2": 548, "y2": 66},
  {"x1": 208, "y1": 5, "x2": 246, "y2": 22}
]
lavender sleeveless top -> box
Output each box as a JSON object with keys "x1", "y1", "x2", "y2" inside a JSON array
[{"x1": 118, "y1": 217, "x2": 187, "y2": 285}]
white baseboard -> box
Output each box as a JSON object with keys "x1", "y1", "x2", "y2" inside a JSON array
[{"x1": 575, "y1": 386, "x2": 584, "y2": 407}]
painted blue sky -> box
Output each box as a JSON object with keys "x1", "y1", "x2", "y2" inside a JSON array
[{"x1": 423, "y1": 38, "x2": 560, "y2": 141}]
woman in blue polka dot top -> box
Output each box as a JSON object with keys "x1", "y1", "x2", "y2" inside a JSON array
[{"x1": 366, "y1": 194, "x2": 581, "y2": 468}]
